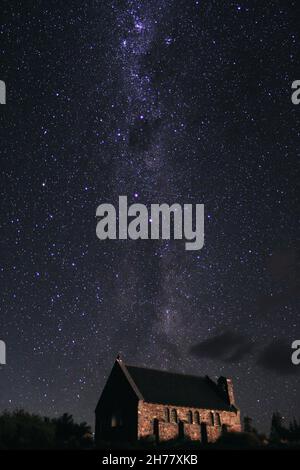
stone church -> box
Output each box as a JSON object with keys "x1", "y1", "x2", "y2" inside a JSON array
[{"x1": 95, "y1": 356, "x2": 241, "y2": 445}]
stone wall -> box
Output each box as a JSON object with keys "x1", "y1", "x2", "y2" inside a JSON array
[
  {"x1": 184, "y1": 423, "x2": 201, "y2": 441},
  {"x1": 138, "y1": 401, "x2": 241, "y2": 443}
]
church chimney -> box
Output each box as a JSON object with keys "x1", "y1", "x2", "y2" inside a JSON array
[{"x1": 217, "y1": 376, "x2": 235, "y2": 406}]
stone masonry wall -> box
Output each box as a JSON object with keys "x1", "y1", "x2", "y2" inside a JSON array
[{"x1": 138, "y1": 401, "x2": 241, "y2": 443}]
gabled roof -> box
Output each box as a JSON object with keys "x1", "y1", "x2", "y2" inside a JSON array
[{"x1": 117, "y1": 359, "x2": 233, "y2": 411}]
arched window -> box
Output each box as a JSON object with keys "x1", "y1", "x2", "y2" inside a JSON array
[
  {"x1": 216, "y1": 413, "x2": 221, "y2": 426},
  {"x1": 187, "y1": 410, "x2": 193, "y2": 424},
  {"x1": 111, "y1": 414, "x2": 118, "y2": 428},
  {"x1": 222, "y1": 423, "x2": 228, "y2": 434},
  {"x1": 194, "y1": 411, "x2": 200, "y2": 425},
  {"x1": 171, "y1": 409, "x2": 178, "y2": 423},
  {"x1": 209, "y1": 412, "x2": 214, "y2": 426},
  {"x1": 165, "y1": 408, "x2": 170, "y2": 423},
  {"x1": 153, "y1": 418, "x2": 159, "y2": 443},
  {"x1": 111, "y1": 411, "x2": 122, "y2": 428}
]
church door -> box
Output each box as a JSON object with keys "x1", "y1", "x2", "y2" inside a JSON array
[
  {"x1": 153, "y1": 418, "x2": 159, "y2": 444},
  {"x1": 201, "y1": 423, "x2": 208, "y2": 444}
]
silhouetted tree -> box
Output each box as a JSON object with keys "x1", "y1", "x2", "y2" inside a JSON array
[
  {"x1": 244, "y1": 416, "x2": 254, "y2": 433},
  {"x1": 0, "y1": 410, "x2": 55, "y2": 449},
  {"x1": 289, "y1": 418, "x2": 300, "y2": 443},
  {"x1": 0, "y1": 410, "x2": 93, "y2": 449},
  {"x1": 270, "y1": 412, "x2": 289, "y2": 443},
  {"x1": 243, "y1": 416, "x2": 267, "y2": 444},
  {"x1": 53, "y1": 412, "x2": 92, "y2": 449}
]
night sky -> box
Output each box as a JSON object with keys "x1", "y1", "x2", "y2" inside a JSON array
[{"x1": 0, "y1": 1, "x2": 299, "y2": 433}]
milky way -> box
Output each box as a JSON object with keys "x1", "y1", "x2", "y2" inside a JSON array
[
  {"x1": 108, "y1": 0, "x2": 196, "y2": 357},
  {"x1": 0, "y1": 1, "x2": 299, "y2": 432}
]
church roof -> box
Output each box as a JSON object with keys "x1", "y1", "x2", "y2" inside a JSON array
[{"x1": 119, "y1": 360, "x2": 233, "y2": 411}]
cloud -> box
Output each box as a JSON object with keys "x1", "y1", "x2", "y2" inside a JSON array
[
  {"x1": 190, "y1": 330, "x2": 254, "y2": 363},
  {"x1": 190, "y1": 331, "x2": 300, "y2": 376},
  {"x1": 257, "y1": 339, "x2": 299, "y2": 375}
]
